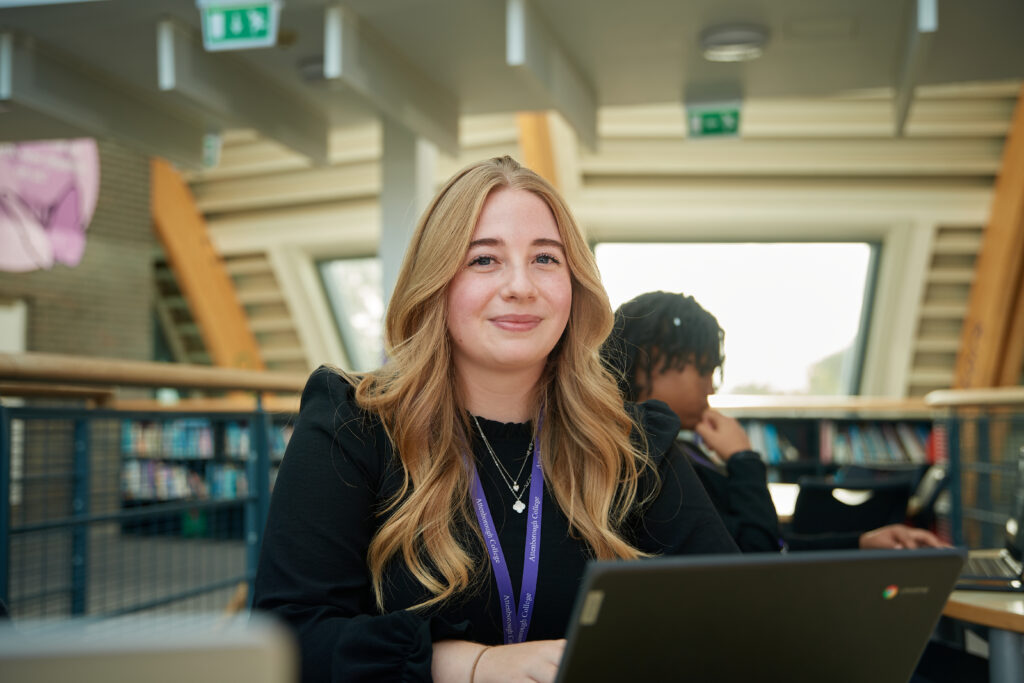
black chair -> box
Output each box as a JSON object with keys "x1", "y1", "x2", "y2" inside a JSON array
[
  {"x1": 790, "y1": 476, "x2": 912, "y2": 535},
  {"x1": 834, "y1": 463, "x2": 931, "y2": 490}
]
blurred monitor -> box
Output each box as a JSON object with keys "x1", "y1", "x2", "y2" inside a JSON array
[{"x1": 0, "y1": 612, "x2": 297, "y2": 683}]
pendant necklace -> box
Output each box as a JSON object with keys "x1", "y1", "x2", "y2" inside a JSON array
[{"x1": 472, "y1": 414, "x2": 535, "y2": 514}]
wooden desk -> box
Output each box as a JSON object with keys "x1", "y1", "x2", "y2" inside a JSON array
[{"x1": 944, "y1": 590, "x2": 1024, "y2": 683}]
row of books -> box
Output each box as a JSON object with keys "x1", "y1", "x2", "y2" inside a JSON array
[
  {"x1": 121, "y1": 459, "x2": 251, "y2": 501},
  {"x1": 224, "y1": 422, "x2": 293, "y2": 458},
  {"x1": 120, "y1": 419, "x2": 293, "y2": 460},
  {"x1": 820, "y1": 421, "x2": 931, "y2": 465},
  {"x1": 744, "y1": 421, "x2": 802, "y2": 464},
  {"x1": 121, "y1": 419, "x2": 214, "y2": 459},
  {"x1": 739, "y1": 419, "x2": 932, "y2": 466}
]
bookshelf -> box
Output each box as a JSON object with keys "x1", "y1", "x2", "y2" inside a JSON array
[
  {"x1": 119, "y1": 415, "x2": 293, "y2": 536},
  {"x1": 711, "y1": 396, "x2": 936, "y2": 484}
]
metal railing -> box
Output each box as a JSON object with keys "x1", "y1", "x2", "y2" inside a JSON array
[
  {"x1": 926, "y1": 387, "x2": 1024, "y2": 548},
  {"x1": 0, "y1": 352, "x2": 305, "y2": 621}
]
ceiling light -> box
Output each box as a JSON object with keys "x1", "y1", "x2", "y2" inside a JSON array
[{"x1": 700, "y1": 24, "x2": 770, "y2": 62}]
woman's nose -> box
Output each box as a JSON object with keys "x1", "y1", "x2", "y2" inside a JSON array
[{"x1": 501, "y1": 263, "x2": 537, "y2": 299}]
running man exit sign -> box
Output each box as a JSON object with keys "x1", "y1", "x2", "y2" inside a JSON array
[
  {"x1": 686, "y1": 102, "x2": 742, "y2": 138},
  {"x1": 197, "y1": 0, "x2": 281, "y2": 51}
]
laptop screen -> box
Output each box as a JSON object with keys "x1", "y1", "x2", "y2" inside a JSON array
[{"x1": 556, "y1": 548, "x2": 965, "y2": 683}]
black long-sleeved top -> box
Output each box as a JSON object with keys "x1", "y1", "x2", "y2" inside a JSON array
[
  {"x1": 679, "y1": 438, "x2": 862, "y2": 552},
  {"x1": 679, "y1": 438, "x2": 785, "y2": 552},
  {"x1": 253, "y1": 368, "x2": 738, "y2": 682}
]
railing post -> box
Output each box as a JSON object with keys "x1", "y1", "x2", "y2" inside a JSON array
[
  {"x1": 976, "y1": 415, "x2": 992, "y2": 548},
  {"x1": 946, "y1": 414, "x2": 963, "y2": 546},
  {"x1": 246, "y1": 396, "x2": 272, "y2": 608},
  {"x1": 71, "y1": 417, "x2": 90, "y2": 616},
  {"x1": 0, "y1": 403, "x2": 11, "y2": 609}
]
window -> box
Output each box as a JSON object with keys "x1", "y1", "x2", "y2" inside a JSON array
[
  {"x1": 319, "y1": 258, "x2": 385, "y2": 371},
  {"x1": 595, "y1": 242, "x2": 876, "y2": 395}
]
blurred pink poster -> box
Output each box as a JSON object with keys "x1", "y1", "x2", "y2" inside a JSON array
[{"x1": 0, "y1": 139, "x2": 100, "y2": 272}]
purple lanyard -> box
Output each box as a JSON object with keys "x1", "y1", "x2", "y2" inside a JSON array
[{"x1": 468, "y1": 416, "x2": 544, "y2": 644}]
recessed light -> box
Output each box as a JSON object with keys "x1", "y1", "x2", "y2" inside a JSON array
[{"x1": 700, "y1": 24, "x2": 770, "y2": 62}]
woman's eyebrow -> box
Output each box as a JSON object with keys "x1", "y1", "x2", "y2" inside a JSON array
[
  {"x1": 466, "y1": 237, "x2": 564, "y2": 249},
  {"x1": 533, "y1": 238, "x2": 565, "y2": 250},
  {"x1": 468, "y1": 237, "x2": 503, "y2": 248}
]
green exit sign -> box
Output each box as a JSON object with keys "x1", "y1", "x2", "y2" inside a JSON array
[
  {"x1": 198, "y1": 0, "x2": 281, "y2": 51},
  {"x1": 686, "y1": 105, "x2": 741, "y2": 138}
]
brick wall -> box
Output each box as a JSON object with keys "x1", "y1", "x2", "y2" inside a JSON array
[{"x1": 0, "y1": 139, "x2": 154, "y2": 360}]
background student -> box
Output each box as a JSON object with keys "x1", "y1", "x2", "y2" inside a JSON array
[
  {"x1": 601, "y1": 290, "x2": 947, "y2": 553},
  {"x1": 253, "y1": 159, "x2": 737, "y2": 683}
]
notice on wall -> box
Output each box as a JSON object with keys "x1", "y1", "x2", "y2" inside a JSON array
[{"x1": 0, "y1": 139, "x2": 100, "y2": 272}]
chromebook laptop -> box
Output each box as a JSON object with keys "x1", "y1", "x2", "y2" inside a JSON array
[
  {"x1": 957, "y1": 446, "x2": 1024, "y2": 592},
  {"x1": 556, "y1": 548, "x2": 965, "y2": 683}
]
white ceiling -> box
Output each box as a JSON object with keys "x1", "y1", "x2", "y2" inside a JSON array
[{"x1": 2, "y1": 0, "x2": 1023, "y2": 165}]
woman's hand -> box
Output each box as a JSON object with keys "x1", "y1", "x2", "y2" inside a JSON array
[
  {"x1": 695, "y1": 409, "x2": 753, "y2": 461},
  {"x1": 433, "y1": 639, "x2": 566, "y2": 683},
  {"x1": 475, "y1": 639, "x2": 566, "y2": 683},
  {"x1": 859, "y1": 524, "x2": 950, "y2": 550}
]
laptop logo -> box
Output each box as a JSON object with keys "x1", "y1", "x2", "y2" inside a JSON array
[
  {"x1": 883, "y1": 584, "x2": 931, "y2": 599},
  {"x1": 579, "y1": 590, "x2": 605, "y2": 625}
]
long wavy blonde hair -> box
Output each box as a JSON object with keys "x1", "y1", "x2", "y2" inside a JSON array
[{"x1": 352, "y1": 156, "x2": 653, "y2": 610}]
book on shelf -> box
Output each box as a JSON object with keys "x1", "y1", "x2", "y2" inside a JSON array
[
  {"x1": 862, "y1": 424, "x2": 888, "y2": 462},
  {"x1": 833, "y1": 431, "x2": 854, "y2": 465},
  {"x1": 820, "y1": 420, "x2": 835, "y2": 465},
  {"x1": 762, "y1": 423, "x2": 782, "y2": 464},
  {"x1": 224, "y1": 421, "x2": 251, "y2": 459},
  {"x1": 121, "y1": 460, "x2": 250, "y2": 502},
  {"x1": 848, "y1": 425, "x2": 866, "y2": 463},
  {"x1": 880, "y1": 424, "x2": 908, "y2": 463},
  {"x1": 121, "y1": 419, "x2": 214, "y2": 459}
]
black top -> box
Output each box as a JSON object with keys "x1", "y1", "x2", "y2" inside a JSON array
[
  {"x1": 253, "y1": 367, "x2": 738, "y2": 683},
  {"x1": 681, "y1": 439, "x2": 784, "y2": 552},
  {"x1": 679, "y1": 438, "x2": 862, "y2": 552}
]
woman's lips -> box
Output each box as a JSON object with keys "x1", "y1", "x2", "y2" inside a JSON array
[{"x1": 491, "y1": 315, "x2": 541, "y2": 331}]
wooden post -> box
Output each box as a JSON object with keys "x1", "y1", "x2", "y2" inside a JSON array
[
  {"x1": 517, "y1": 112, "x2": 560, "y2": 190},
  {"x1": 954, "y1": 85, "x2": 1024, "y2": 388}
]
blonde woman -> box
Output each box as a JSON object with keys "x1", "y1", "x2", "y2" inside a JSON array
[{"x1": 253, "y1": 157, "x2": 736, "y2": 683}]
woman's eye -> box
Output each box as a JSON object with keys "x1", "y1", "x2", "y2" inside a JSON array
[
  {"x1": 536, "y1": 253, "x2": 561, "y2": 265},
  {"x1": 468, "y1": 255, "x2": 493, "y2": 267}
]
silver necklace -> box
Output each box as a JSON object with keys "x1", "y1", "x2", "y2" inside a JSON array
[{"x1": 472, "y1": 415, "x2": 534, "y2": 514}]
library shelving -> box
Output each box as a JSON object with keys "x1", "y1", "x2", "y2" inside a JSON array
[
  {"x1": 711, "y1": 395, "x2": 937, "y2": 484},
  {"x1": 119, "y1": 414, "x2": 293, "y2": 537}
]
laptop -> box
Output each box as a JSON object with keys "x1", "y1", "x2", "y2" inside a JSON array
[
  {"x1": 556, "y1": 548, "x2": 965, "y2": 683},
  {"x1": 957, "y1": 446, "x2": 1024, "y2": 592}
]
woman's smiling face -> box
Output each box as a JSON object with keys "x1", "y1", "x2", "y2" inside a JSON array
[{"x1": 446, "y1": 187, "x2": 572, "y2": 380}]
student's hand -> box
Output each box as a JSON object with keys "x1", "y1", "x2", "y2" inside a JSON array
[
  {"x1": 474, "y1": 639, "x2": 566, "y2": 683},
  {"x1": 432, "y1": 639, "x2": 565, "y2": 683},
  {"x1": 859, "y1": 524, "x2": 950, "y2": 550},
  {"x1": 695, "y1": 409, "x2": 753, "y2": 461}
]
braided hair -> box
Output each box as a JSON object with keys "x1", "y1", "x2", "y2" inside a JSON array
[{"x1": 601, "y1": 291, "x2": 725, "y2": 402}]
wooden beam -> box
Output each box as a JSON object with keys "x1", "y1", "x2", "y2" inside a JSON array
[
  {"x1": 954, "y1": 85, "x2": 1024, "y2": 388},
  {"x1": 151, "y1": 158, "x2": 265, "y2": 372},
  {"x1": 0, "y1": 352, "x2": 305, "y2": 392},
  {"x1": 0, "y1": 382, "x2": 114, "y2": 406},
  {"x1": 516, "y1": 112, "x2": 558, "y2": 189},
  {"x1": 997, "y1": 261, "x2": 1024, "y2": 385}
]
